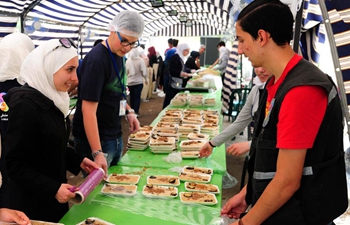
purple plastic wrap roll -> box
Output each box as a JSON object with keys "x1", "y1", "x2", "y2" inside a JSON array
[{"x1": 71, "y1": 168, "x2": 105, "y2": 204}]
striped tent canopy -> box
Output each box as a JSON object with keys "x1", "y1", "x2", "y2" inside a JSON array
[{"x1": 0, "y1": 0, "x2": 234, "y2": 57}]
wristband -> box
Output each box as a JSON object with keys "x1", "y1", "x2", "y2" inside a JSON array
[
  {"x1": 126, "y1": 109, "x2": 135, "y2": 115},
  {"x1": 208, "y1": 141, "x2": 215, "y2": 148},
  {"x1": 92, "y1": 150, "x2": 102, "y2": 158}
]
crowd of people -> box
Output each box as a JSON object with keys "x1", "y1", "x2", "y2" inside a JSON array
[{"x1": 0, "y1": 1, "x2": 348, "y2": 224}]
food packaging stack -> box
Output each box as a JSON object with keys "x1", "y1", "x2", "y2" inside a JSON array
[
  {"x1": 152, "y1": 121, "x2": 180, "y2": 141},
  {"x1": 187, "y1": 132, "x2": 210, "y2": 141},
  {"x1": 149, "y1": 136, "x2": 177, "y2": 154},
  {"x1": 170, "y1": 93, "x2": 188, "y2": 107},
  {"x1": 203, "y1": 114, "x2": 219, "y2": 125},
  {"x1": 188, "y1": 95, "x2": 203, "y2": 107},
  {"x1": 127, "y1": 131, "x2": 151, "y2": 151},
  {"x1": 200, "y1": 123, "x2": 219, "y2": 137},
  {"x1": 203, "y1": 97, "x2": 216, "y2": 106},
  {"x1": 178, "y1": 124, "x2": 201, "y2": 139},
  {"x1": 179, "y1": 140, "x2": 206, "y2": 159}
]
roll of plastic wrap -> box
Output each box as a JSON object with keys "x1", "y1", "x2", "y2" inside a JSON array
[{"x1": 71, "y1": 168, "x2": 105, "y2": 204}]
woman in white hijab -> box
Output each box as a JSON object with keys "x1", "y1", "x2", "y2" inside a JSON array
[
  {"x1": 0, "y1": 33, "x2": 34, "y2": 222},
  {"x1": 4, "y1": 39, "x2": 98, "y2": 222},
  {"x1": 0, "y1": 33, "x2": 34, "y2": 136},
  {"x1": 162, "y1": 43, "x2": 192, "y2": 109},
  {"x1": 126, "y1": 48, "x2": 148, "y2": 115},
  {"x1": 0, "y1": 33, "x2": 34, "y2": 87}
]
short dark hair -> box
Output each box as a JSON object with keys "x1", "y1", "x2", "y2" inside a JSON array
[
  {"x1": 168, "y1": 38, "x2": 173, "y2": 44},
  {"x1": 237, "y1": 0, "x2": 293, "y2": 46},
  {"x1": 172, "y1": 39, "x2": 179, "y2": 47},
  {"x1": 217, "y1": 41, "x2": 225, "y2": 47},
  {"x1": 93, "y1": 39, "x2": 103, "y2": 47}
]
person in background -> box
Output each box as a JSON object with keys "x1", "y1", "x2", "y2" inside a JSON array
[
  {"x1": 0, "y1": 133, "x2": 31, "y2": 225},
  {"x1": 163, "y1": 39, "x2": 179, "y2": 95},
  {"x1": 221, "y1": 1, "x2": 348, "y2": 224},
  {"x1": 0, "y1": 207, "x2": 30, "y2": 225},
  {"x1": 209, "y1": 41, "x2": 230, "y2": 82},
  {"x1": 156, "y1": 51, "x2": 165, "y2": 97},
  {"x1": 0, "y1": 33, "x2": 34, "y2": 137},
  {"x1": 197, "y1": 44, "x2": 206, "y2": 68},
  {"x1": 148, "y1": 46, "x2": 158, "y2": 93},
  {"x1": 185, "y1": 51, "x2": 200, "y2": 87},
  {"x1": 164, "y1": 38, "x2": 173, "y2": 55},
  {"x1": 199, "y1": 67, "x2": 272, "y2": 158},
  {"x1": 0, "y1": 33, "x2": 34, "y2": 210},
  {"x1": 148, "y1": 46, "x2": 158, "y2": 68},
  {"x1": 126, "y1": 48, "x2": 148, "y2": 116},
  {"x1": 4, "y1": 38, "x2": 99, "y2": 222},
  {"x1": 199, "y1": 44, "x2": 206, "y2": 54},
  {"x1": 72, "y1": 11, "x2": 142, "y2": 175},
  {"x1": 162, "y1": 43, "x2": 192, "y2": 109}
]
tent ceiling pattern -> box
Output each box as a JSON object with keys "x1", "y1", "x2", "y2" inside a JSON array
[{"x1": 0, "y1": 0, "x2": 233, "y2": 37}]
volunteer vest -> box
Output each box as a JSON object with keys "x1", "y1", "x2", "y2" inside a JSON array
[{"x1": 246, "y1": 59, "x2": 348, "y2": 225}]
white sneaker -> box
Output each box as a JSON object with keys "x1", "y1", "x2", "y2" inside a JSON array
[
  {"x1": 157, "y1": 92, "x2": 165, "y2": 97},
  {"x1": 156, "y1": 89, "x2": 162, "y2": 93},
  {"x1": 142, "y1": 99, "x2": 149, "y2": 102}
]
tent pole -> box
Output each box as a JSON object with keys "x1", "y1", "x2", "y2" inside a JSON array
[
  {"x1": 292, "y1": 0, "x2": 304, "y2": 53},
  {"x1": 20, "y1": 0, "x2": 42, "y2": 33},
  {"x1": 319, "y1": 0, "x2": 350, "y2": 139}
]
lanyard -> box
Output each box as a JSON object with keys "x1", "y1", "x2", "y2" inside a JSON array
[{"x1": 106, "y1": 39, "x2": 126, "y2": 98}]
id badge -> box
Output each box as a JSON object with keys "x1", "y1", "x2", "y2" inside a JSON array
[{"x1": 119, "y1": 100, "x2": 126, "y2": 116}]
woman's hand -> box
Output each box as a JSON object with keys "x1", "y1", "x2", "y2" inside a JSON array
[
  {"x1": 0, "y1": 208, "x2": 31, "y2": 225},
  {"x1": 55, "y1": 183, "x2": 76, "y2": 203}
]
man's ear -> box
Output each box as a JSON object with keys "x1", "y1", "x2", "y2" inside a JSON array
[{"x1": 257, "y1": 29, "x2": 269, "y2": 46}]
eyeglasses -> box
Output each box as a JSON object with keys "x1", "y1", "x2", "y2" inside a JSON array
[
  {"x1": 52, "y1": 38, "x2": 77, "y2": 51},
  {"x1": 116, "y1": 32, "x2": 140, "y2": 48}
]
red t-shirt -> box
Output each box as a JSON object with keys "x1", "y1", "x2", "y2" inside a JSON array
[{"x1": 265, "y1": 54, "x2": 327, "y2": 149}]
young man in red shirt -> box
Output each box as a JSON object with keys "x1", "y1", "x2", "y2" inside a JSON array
[{"x1": 221, "y1": 1, "x2": 348, "y2": 224}]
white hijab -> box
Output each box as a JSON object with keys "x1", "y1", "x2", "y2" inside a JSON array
[
  {"x1": 126, "y1": 48, "x2": 146, "y2": 76},
  {"x1": 19, "y1": 39, "x2": 77, "y2": 116},
  {"x1": 0, "y1": 33, "x2": 34, "y2": 84},
  {"x1": 176, "y1": 43, "x2": 190, "y2": 62}
]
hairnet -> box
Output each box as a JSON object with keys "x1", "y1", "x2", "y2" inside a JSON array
[
  {"x1": 20, "y1": 39, "x2": 78, "y2": 116},
  {"x1": 108, "y1": 10, "x2": 145, "y2": 38},
  {"x1": 0, "y1": 33, "x2": 34, "y2": 84}
]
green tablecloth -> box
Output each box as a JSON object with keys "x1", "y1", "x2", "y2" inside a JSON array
[
  {"x1": 118, "y1": 145, "x2": 226, "y2": 175},
  {"x1": 118, "y1": 90, "x2": 226, "y2": 174},
  {"x1": 60, "y1": 166, "x2": 223, "y2": 225},
  {"x1": 61, "y1": 89, "x2": 227, "y2": 225}
]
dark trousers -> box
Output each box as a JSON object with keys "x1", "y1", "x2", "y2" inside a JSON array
[
  {"x1": 162, "y1": 86, "x2": 180, "y2": 109},
  {"x1": 163, "y1": 73, "x2": 170, "y2": 95},
  {"x1": 128, "y1": 83, "x2": 143, "y2": 114}
]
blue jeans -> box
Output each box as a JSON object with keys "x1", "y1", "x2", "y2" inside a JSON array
[{"x1": 74, "y1": 137, "x2": 123, "y2": 170}]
